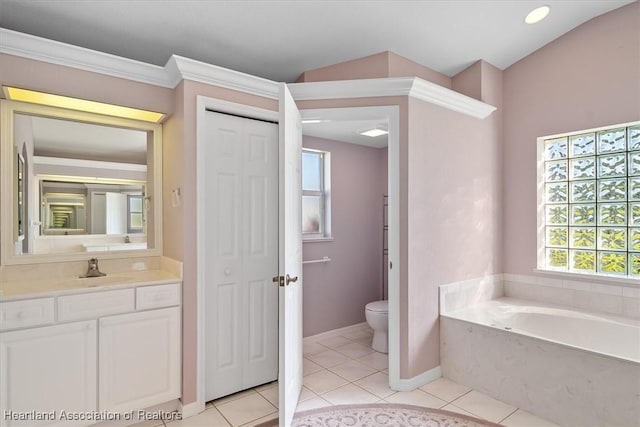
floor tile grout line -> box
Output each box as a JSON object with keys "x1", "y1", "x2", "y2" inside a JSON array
[
  {"x1": 498, "y1": 407, "x2": 519, "y2": 424},
  {"x1": 212, "y1": 389, "x2": 259, "y2": 408},
  {"x1": 448, "y1": 388, "x2": 474, "y2": 404},
  {"x1": 411, "y1": 387, "x2": 452, "y2": 407},
  {"x1": 212, "y1": 405, "x2": 234, "y2": 427},
  {"x1": 325, "y1": 363, "x2": 383, "y2": 383},
  {"x1": 319, "y1": 378, "x2": 388, "y2": 402}
]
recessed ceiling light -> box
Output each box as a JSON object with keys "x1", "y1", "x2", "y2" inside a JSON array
[
  {"x1": 525, "y1": 5, "x2": 550, "y2": 24},
  {"x1": 360, "y1": 128, "x2": 388, "y2": 137}
]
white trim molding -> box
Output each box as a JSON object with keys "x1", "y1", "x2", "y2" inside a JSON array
[
  {"x1": 0, "y1": 28, "x2": 170, "y2": 87},
  {"x1": 288, "y1": 77, "x2": 496, "y2": 119},
  {"x1": 391, "y1": 366, "x2": 442, "y2": 392},
  {"x1": 302, "y1": 322, "x2": 368, "y2": 344},
  {"x1": 179, "y1": 399, "x2": 205, "y2": 419},
  {"x1": 1, "y1": 28, "x2": 279, "y2": 98},
  {"x1": 410, "y1": 78, "x2": 496, "y2": 119},
  {"x1": 165, "y1": 55, "x2": 279, "y2": 99}
]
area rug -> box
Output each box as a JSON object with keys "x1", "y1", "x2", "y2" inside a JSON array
[{"x1": 256, "y1": 404, "x2": 503, "y2": 426}]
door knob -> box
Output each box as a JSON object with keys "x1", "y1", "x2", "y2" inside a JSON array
[{"x1": 286, "y1": 274, "x2": 298, "y2": 286}]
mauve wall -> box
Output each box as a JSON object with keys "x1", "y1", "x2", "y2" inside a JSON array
[
  {"x1": 503, "y1": 2, "x2": 640, "y2": 275},
  {"x1": 296, "y1": 51, "x2": 451, "y2": 89},
  {"x1": 302, "y1": 135, "x2": 387, "y2": 337},
  {"x1": 404, "y1": 64, "x2": 503, "y2": 377}
]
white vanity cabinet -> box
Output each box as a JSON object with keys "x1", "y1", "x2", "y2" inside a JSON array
[
  {"x1": 0, "y1": 320, "x2": 97, "y2": 427},
  {"x1": 0, "y1": 281, "x2": 181, "y2": 427},
  {"x1": 99, "y1": 306, "x2": 180, "y2": 413}
]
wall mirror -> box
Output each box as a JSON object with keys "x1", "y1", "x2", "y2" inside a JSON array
[{"x1": 1, "y1": 99, "x2": 163, "y2": 264}]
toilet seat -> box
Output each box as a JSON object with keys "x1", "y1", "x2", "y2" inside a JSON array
[{"x1": 366, "y1": 300, "x2": 388, "y2": 313}]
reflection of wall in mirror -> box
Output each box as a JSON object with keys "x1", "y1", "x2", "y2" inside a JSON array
[
  {"x1": 88, "y1": 190, "x2": 141, "y2": 235},
  {"x1": 13, "y1": 114, "x2": 34, "y2": 255}
]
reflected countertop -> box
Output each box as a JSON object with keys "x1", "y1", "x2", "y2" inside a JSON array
[{"x1": 0, "y1": 269, "x2": 181, "y2": 301}]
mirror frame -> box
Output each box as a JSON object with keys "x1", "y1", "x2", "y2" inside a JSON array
[{"x1": 1, "y1": 99, "x2": 163, "y2": 265}]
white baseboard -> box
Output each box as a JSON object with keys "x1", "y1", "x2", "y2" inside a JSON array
[
  {"x1": 391, "y1": 365, "x2": 441, "y2": 392},
  {"x1": 179, "y1": 400, "x2": 205, "y2": 419},
  {"x1": 303, "y1": 322, "x2": 368, "y2": 343}
]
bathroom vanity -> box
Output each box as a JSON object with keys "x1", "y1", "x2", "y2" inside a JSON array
[
  {"x1": 0, "y1": 94, "x2": 181, "y2": 426},
  {"x1": 0, "y1": 271, "x2": 181, "y2": 427}
]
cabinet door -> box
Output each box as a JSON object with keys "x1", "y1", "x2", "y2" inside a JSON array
[
  {"x1": 99, "y1": 307, "x2": 180, "y2": 412},
  {"x1": 0, "y1": 320, "x2": 97, "y2": 427}
]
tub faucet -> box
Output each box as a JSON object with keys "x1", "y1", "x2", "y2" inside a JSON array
[{"x1": 80, "y1": 258, "x2": 106, "y2": 278}]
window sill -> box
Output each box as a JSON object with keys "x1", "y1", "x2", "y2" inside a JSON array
[
  {"x1": 303, "y1": 237, "x2": 334, "y2": 243},
  {"x1": 533, "y1": 268, "x2": 639, "y2": 287}
]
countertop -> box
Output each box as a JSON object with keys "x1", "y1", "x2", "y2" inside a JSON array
[{"x1": 0, "y1": 269, "x2": 181, "y2": 301}]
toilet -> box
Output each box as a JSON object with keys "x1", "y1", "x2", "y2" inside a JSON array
[{"x1": 365, "y1": 300, "x2": 388, "y2": 353}]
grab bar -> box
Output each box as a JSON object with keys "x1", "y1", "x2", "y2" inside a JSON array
[{"x1": 302, "y1": 256, "x2": 331, "y2": 265}]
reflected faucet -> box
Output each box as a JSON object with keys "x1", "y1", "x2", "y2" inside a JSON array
[{"x1": 80, "y1": 258, "x2": 106, "y2": 278}]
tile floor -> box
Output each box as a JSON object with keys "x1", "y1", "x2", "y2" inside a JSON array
[{"x1": 139, "y1": 323, "x2": 561, "y2": 427}]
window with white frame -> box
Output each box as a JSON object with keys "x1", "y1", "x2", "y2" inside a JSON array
[
  {"x1": 127, "y1": 194, "x2": 144, "y2": 234},
  {"x1": 302, "y1": 148, "x2": 331, "y2": 239},
  {"x1": 540, "y1": 122, "x2": 640, "y2": 278}
]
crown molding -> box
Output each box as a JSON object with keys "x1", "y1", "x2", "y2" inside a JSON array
[
  {"x1": 1, "y1": 28, "x2": 496, "y2": 117},
  {"x1": 0, "y1": 28, "x2": 278, "y2": 98},
  {"x1": 288, "y1": 77, "x2": 495, "y2": 119},
  {"x1": 288, "y1": 77, "x2": 415, "y2": 101},
  {"x1": 165, "y1": 55, "x2": 279, "y2": 99},
  {"x1": 0, "y1": 28, "x2": 171, "y2": 88},
  {"x1": 409, "y1": 78, "x2": 496, "y2": 119}
]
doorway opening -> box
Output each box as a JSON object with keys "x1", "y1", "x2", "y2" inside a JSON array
[{"x1": 299, "y1": 106, "x2": 400, "y2": 390}]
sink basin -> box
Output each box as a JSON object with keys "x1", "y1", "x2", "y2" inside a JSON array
[{"x1": 65, "y1": 275, "x2": 132, "y2": 288}]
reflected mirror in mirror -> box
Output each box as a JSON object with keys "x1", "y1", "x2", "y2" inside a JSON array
[
  {"x1": 1, "y1": 101, "x2": 162, "y2": 260},
  {"x1": 41, "y1": 181, "x2": 144, "y2": 236}
]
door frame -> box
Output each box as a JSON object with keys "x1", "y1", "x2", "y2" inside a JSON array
[
  {"x1": 299, "y1": 106, "x2": 401, "y2": 390},
  {"x1": 194, "y1": 98, "x2": 401, "y2": 409},
  {"x1": 195, "y1": 96, "x2": 280, "y2": 408}
]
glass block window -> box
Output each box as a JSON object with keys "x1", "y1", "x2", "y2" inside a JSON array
[
  {"x1": 542, "y1": 123, "x2": 640, "y2": 277},
  {"x1": 302, "y1": 148, "x2": 331, "y2": 239}
]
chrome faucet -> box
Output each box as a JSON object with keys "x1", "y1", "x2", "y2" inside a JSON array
[{"x1": 80, "y1": 258, "x2": 106, "y2": 278}]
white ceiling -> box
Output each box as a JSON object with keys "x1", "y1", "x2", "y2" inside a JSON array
[
  {"x1": 304, "y1": 119, "x2": 389, "y2": 148},
  {"x1": 1, "y1": 0, "x2": 633, "y2": 147},
  {"x1": 0, "y1": 0, "x2": 632, "y2": 83}
]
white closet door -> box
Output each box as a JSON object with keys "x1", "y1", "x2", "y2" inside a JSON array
[
  {"x1": 241, "y1": 117, "x2": 279, "y2": 387},
  {"x1": 203, "y1": 111, "x2": 278, "y2": 401}
]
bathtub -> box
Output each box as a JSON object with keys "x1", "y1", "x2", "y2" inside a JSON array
[{"x1": 441, "y1": 297, "x2": 640, "y2": 427}]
